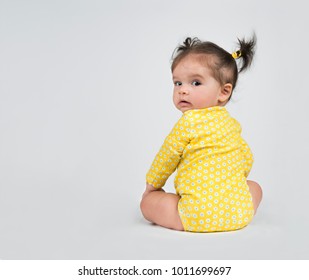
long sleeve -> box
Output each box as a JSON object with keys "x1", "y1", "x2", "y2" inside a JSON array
[
  {"x1": 240, "y1": 138, "x2": 254, "y2": 178},
  {"x1": 146, "y1": 114, "x2": 191, "y2": 189}
]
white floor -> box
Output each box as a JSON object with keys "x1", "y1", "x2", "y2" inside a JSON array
[{"x1": 1, "y1": 189, "x2": 308, "y2": 259}]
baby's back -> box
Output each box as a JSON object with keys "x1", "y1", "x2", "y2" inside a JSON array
[{"x1": 174, "y1": 107, "x2": 254, "y2": 232}]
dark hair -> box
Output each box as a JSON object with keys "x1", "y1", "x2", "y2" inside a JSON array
[{"x1": 171, "y1": 34, "x2": 256, "y2": 100}]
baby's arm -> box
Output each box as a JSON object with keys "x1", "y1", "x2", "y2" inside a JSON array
[
  {"x1": 140, "y1": 115, "x2": 191, "y2": 231},
  {"x1": 240, "y1": 138, "x2": 254, "y2": 177},
  {"x1": 146, "y1": 115, "x2": 191, "y2": 189}
]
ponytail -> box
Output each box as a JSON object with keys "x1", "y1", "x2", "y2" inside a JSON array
[{"x1": 233, "y1": 33, "x2": 257, "y2": 73}]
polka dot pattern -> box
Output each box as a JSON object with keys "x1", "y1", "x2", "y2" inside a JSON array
[{"x1": 146, "y1": 106, "x2": 254, "y2": 232}]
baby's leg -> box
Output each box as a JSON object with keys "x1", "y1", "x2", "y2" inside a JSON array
[
  {"x1": 247, "y1": 180, "x2": 263, "y2": 214},
  {"x1": 140, "y1": 187, "x2": 184, "y2": 231}
]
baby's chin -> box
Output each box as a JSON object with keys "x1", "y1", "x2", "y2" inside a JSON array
[
  {"x1": 180, "y1": 108, "x2": 191, "y2": 113},
  {"x1": 175, "y1": 102, "x2": 195, "y2": 113},
  {"x1": 177, "y1": 105, "x2": 218, "y2": 113},
  {"x1": 175, "y1": 104, "x2": 195, "y2": 112},
  {"x1": 177, "y1": 107, "x2": 194, "y2": 113}
]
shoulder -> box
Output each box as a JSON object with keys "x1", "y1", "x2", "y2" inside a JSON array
[
  {"x1": 169, "y1": 113, "x2": 192, "y2": 135},
  {"x1": 183, "y1": 106, "x2": 230, "y2": 123}
]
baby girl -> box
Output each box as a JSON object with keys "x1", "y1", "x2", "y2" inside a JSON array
[{"x1": 140, "y1": 35, "x2": 262, "y2": 232}]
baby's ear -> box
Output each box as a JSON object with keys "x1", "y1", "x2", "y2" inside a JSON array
[{"x1": 219, "y1": 83, "x2": 233, "y2": 103}]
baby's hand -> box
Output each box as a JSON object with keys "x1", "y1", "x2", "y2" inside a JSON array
[{"x1": 142, "y1": 183, "x2": 165, "y2": 199}]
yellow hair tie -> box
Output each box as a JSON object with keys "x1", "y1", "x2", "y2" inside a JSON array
[{"x1": 232, "y1": 50, "x2": 242, "y2": 59}]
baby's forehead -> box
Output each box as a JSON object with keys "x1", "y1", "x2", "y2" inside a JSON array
[
  {"x1": 180, "y1": 53, "x2": 211, "y2": 63},
  {"x1": 174, "y1": 53, "x2": 215, "y2": 68},
  {"x1": 172, "y1": 54, "x2": 213, "y2": 77}
]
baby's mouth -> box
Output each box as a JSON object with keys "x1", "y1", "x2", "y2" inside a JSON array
[{"x1": 179, "y1": 100, "x2": 191, "y2": 105}]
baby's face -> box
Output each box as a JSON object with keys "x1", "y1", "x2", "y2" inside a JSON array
[{"x1": 172, "y1": 54, "x2": 223, "y2": 113}]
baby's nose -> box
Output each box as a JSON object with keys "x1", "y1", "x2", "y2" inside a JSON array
[{"x1": 179, "y1": 85, "x2": 189, "y2": 94}]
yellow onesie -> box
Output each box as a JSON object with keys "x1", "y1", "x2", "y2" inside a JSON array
[{"x1": 146, "y1": 106, "x2": 254, "y2": 232}]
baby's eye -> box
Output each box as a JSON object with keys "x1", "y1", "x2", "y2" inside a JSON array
[
  {"x1": 192, "y1": 80, "x2": 201, "y2": 86},
  {"x1": 174, "y1": 81, "x2": 182, "y2": 86}
]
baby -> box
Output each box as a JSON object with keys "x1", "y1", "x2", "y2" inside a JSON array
[{"x1": 140, "y1": 35, "x2": 262, "y2": 232}]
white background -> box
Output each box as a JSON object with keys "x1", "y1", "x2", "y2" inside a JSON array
[{"x1": 0, "y1": 0, "x2": 308, "y2": 259}]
